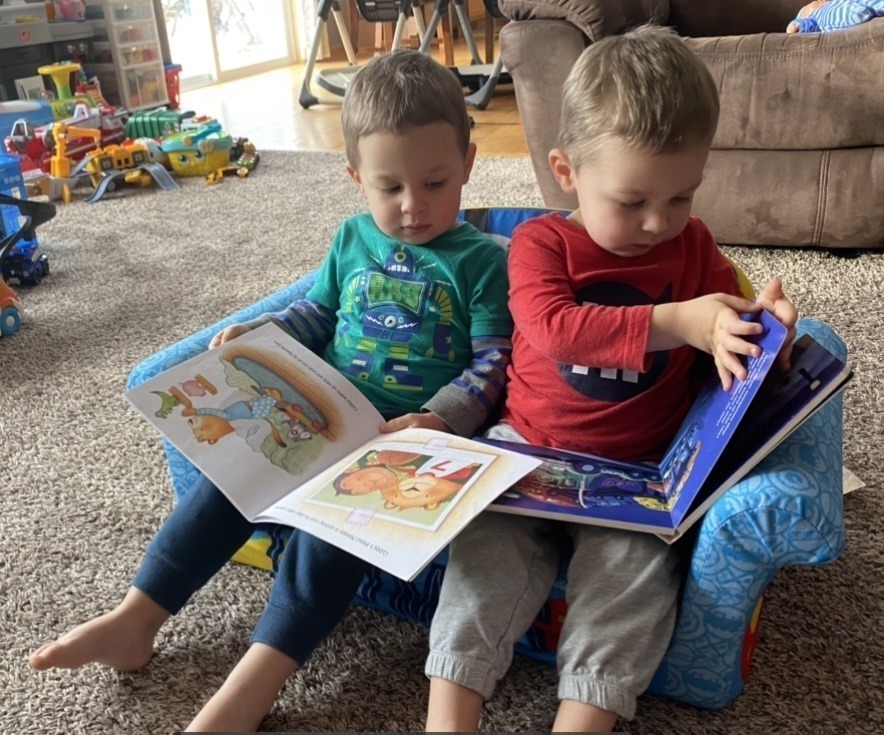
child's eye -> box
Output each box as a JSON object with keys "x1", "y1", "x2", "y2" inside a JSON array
[
  {"x1": 619, "y1": 200, "x2": 644, "y2": 210},
  {"x1": 381, "y1": 185, "x2": 402, "y2": 194},
  {"x1": 426, "y1": 180, "x2": 446, "y2": 190}
]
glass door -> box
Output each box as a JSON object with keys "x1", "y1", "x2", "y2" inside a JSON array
[{"x1": 161, "y1": 0, "x2": 294, "y2": 89}]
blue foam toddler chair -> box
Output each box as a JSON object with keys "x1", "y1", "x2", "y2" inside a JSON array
[{"x1": 127, "y1": 207, "x2": 847, "y2": 709}]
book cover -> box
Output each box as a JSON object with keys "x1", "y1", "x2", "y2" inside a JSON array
[
  {"x1": 125, "y1": 323, "x2": 542, "y2": 580},
  {"x1": 483, "y1": 311, "x2": 852, "y2": 540}
]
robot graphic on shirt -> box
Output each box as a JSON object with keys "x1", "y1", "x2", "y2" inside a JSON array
[{"x1": 338, "y1": 245, "x2": 456, "y2": 390}]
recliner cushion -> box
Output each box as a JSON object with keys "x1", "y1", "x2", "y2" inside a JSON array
[{"x1": 687, "y1": 21, "x2": 884, "y2": 151}]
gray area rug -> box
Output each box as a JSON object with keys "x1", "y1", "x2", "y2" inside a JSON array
[{"x1": 1, "y1": 150, "x2": 882, "y2": 734}]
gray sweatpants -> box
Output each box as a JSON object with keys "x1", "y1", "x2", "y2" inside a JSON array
[{"x1": 425, "y1": 425, "x2": 682, "y2": 719}]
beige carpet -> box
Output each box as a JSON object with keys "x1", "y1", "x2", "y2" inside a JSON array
[{"x1": 1, "y1": 150, "x2": 882, "y2": 734}]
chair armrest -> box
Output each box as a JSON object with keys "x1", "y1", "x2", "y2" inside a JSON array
[{"x1": 649, "y1": 317, "x2": 847, "y2": 707}]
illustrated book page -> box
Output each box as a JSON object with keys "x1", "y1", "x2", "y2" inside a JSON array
[
  {"x1": 125, "y1": 322, "x2": 542, "y2": 580},
  {"x1": 255, "y1": 428, "x2": 542, "y2": 580}
]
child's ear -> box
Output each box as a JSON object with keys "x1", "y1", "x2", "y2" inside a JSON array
[
  {"x1": 549, "y1": 148, "x2": 577, "y2": 194},
  {"x1": 346, "y1": 165, "x2": 366, "y2": 196},
  {"x1": 462, "y1": 142, "x2": 478, "y2": 184}
]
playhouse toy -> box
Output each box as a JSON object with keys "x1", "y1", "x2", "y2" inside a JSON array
[{"x1": 161, "y1": 119, "x2": 234, "y2": 178}]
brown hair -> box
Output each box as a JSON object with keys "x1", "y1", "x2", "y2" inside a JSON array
[
  {"x1": 341, "y1": 50, "x2": 471, "y2": 167},
  {"x1": 558, "y1": 24, "x2": 720, "y2": 166}
]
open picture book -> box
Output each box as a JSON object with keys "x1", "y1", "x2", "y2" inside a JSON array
[
  {"x1": 481, "y1": 310, "x2": 853, "y2": 542},
  {"x1": 124, "y1": 323, "x2": 542, "y2": 581}
]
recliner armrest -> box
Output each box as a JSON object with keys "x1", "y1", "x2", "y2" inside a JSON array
[{"x1": 498, "y1": 0, "x2": 669, "y2": 41}]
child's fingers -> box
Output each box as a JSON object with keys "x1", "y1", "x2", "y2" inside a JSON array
[
  {"x1": 716, "y1": 361, "x2": 734, "y2": 392},
  {"x1": 714, "y1": 345, "x2": 749, "y2": 385},
  {"x1": 717, "y1": 331, "x2": 762, "y2": 359},
  {"x1": 772, "y1": 299, "x2": 799, "y2": 330},
  {"x1": 717, "y1": 294, "x2": 763, "y2": 315},
  {"x1": 759, "y1": 276, "x2": 784, "y2": 302},
  {"x1": 719, "y1": 314, "x2": 764, "y2": 338},
  {"x1": 777, "y1": 339, "x2": 794, "y2": 372},
  {"x1": 379, "y1": 415, "x2": 408, "y2": 433}
]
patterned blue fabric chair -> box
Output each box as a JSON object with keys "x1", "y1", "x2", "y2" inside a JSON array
[{"x1": 127, "y1": 207, "x2": 846, "y2": 709}]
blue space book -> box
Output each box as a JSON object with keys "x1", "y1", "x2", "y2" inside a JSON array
[{"x1": 481, "y1": 310, "x2": 853, "y2": 541}]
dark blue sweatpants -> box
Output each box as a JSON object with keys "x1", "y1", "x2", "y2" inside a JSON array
[{"x1": 131, "y1": 471, "x2": 369, "y2": 665}]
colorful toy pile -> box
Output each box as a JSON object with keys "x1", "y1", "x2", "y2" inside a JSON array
[
  {"x1": 0, "y1": 56, "x2": 260, "y2": 339},
  {"x1": 1, "y1": 61, "x2": 260, "y2": 206}
]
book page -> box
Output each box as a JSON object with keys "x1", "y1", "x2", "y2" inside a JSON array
[
  {"x1": 677, "y1": 330, "x2": 853, "y2": 527},
  {"x1": 253, "y1": 429, "x2": 542, "y2": 581},
  {"x1": 125, "y1": 323, "x2": 385, "y2": 520},
  {"x1": 663, "y1": 310, "x2": 788, "y2": 528},
  {"x1": 479, "y1": 439, "x2": 680, "y2": 533},
  {"x1": 483, "y1": 311, "x2": 789, "y2": 536}
]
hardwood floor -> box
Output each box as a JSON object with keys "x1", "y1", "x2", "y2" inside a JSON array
[{"x1": 179, "y1": 45, "x2": 528, "y2": 158}]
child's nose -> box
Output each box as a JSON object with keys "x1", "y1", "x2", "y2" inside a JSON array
[
  {"x1": 401, "y1": 189, "x2": 425, "y2": 214},
  {"x1": 643, "y1": 212, "x2": 668, "y2": 234}
]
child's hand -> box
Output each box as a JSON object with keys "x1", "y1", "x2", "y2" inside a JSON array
[
  {"x1": 379, "y1": 412, "x2": 451, "y2": 434},
  {"x1": 651, "y1": 294, "x2": 763, "y2": 390},
  {"x1": 669, "y1": 294, "x2": 763, "y2": 392},
  {"x1": 209, "y1": 324, "x2": 251, "y2": 349},
  {"x1": 707, "y1": 301, "x2": 763, "y2": 391},
  {"x1": 756, "y1": 277, "x2": 798, "y2": 371}
]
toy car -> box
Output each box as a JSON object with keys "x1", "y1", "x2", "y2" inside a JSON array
[
  {"x1": 1, "y1": 240, "x2": 49, "y2": 286},
  {"x1": 0, "y1": 187, "x2": 56, "y2": 337}
]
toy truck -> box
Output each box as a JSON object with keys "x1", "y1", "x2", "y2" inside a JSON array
[
  {"x1": 0, "y1": 191, "x2": 57, "y2": 337},
  {"x1": 1, "y1": 240, "x2": 49, "y2": 286}
]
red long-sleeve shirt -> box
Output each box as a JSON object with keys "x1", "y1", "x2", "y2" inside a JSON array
[{"x1": 501, "y1": 213, "x2": 742, "y2": 461}]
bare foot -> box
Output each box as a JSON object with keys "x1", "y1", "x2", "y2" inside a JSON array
[
  {"x1": 185, "y1": 643, "x2": 298, "y2": 733},
  {"x1": 29, "y1": 588, "x2": 169, "y2": 673}
]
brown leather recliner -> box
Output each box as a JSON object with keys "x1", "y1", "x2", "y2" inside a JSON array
[{"x1": 497, "y1": 0, "x2": 884, "y2": 248}]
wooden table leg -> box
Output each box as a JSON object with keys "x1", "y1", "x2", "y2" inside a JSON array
[
  {"x1": 484, "y1": 12, "x2": 494, "y2": 63},
  {"x1": 348, "y1": 0, "x2": 360, "y2": 53},
  {"x1": 438, "y1": 4, "x2": 454, "y2": 65}
]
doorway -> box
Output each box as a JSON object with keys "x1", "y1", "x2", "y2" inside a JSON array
[{"x1": 160, "y1": 0, "x2": 295, "y2": 89}]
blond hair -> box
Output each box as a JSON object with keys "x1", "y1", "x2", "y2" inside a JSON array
[
  {"x1": 559, "y1": 24, "x2": 720, "y2": 166},
  {"x1": 341, "y1": 50, "x2": 471, "y2": 167}
]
